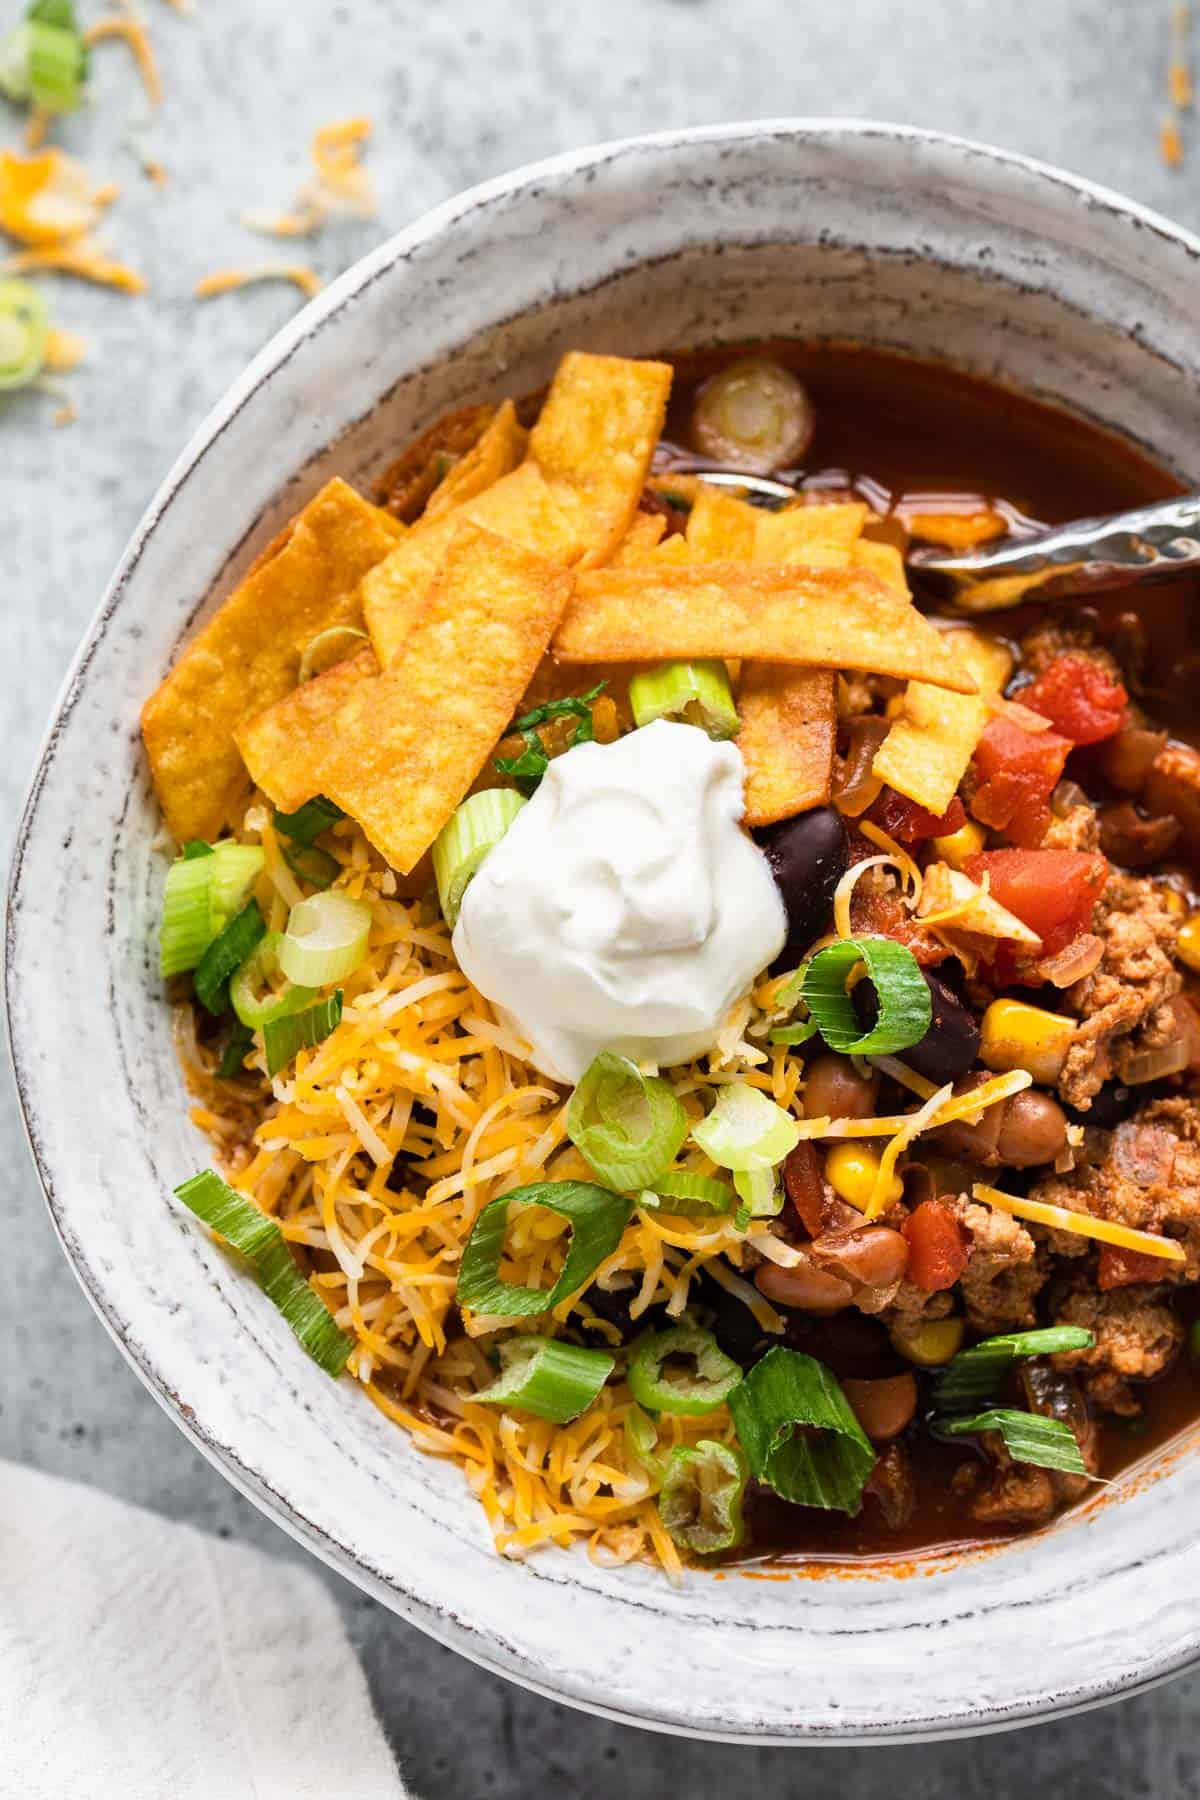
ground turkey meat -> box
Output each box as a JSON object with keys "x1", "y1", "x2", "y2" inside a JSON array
[
  {"x1": 1049, "y1": 1277, "x2": 1183, "y2": 1415},
  {"x1": 952, "y1": 1450, "x2": 1059, "y2": 1529},
  {"x1": 1031, "y1": 1095, "x2": 1200, "y2": 1277},
  {"x1": 949, "y1": 1198, "x2": 1046, "y2": 1332},
  {"x1": 1058, "y1": 871, "x2": 1181, "y2": 1111},
  {"x1": 1042, "y1": 802, "x2": 1101, "y2": 855},
  {"x1": 1019, "y1": 620, "x2": 1126, "y2": 683}
]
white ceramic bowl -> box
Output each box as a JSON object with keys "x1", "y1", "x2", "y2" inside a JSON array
[{"x1": 10, "y1": 122, "x2": 1200, "y2": 1744}]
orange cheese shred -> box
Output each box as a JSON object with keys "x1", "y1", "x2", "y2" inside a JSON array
[{"x1": 973, "y1": 1184, "x2": 1187, "y2": 1264}]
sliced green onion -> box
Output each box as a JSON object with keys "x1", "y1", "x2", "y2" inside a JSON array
[
  {"x1": 691, "y1": 1083, "x2": 799, "y2": 1174},
  {"x1": 273, "y1": 795, "x2": 345, "y2": 846},
  {"x1": 193, "y1": 900, "x2": 267, "y2": 1016},
  {"x1": 209, "y1": 843, "x2": 267, "y2": 920},
  {"x1": 174, "y1": 1170, "x2": 353, "y2": 1375},
  {"x1": 768, "y1": 1017, "x2": 819, "y2": 1047},
  {"x1": 0, "y1": 279, "x2": 48, "y2": 391},
  {"x1": 627, "y1": 1325, "x2": 742, "y2": 1417},
  {"x1": 474, "y1": 1335, "x2": 614, "y2": 1423},
  {"x1": 624, "y1": 1405, "x2": 666, "y2": 1479},
  {"x1": 733, "y1": 1165, "x2": 782, "y2": 1218},
  {"x1": 181, "y1": 840, "x2": 215, "y2": 861},
  {"x1": 217, "y1": 1019, "x2": 255, "y2": 1081},
  {"x1": 494, "y1": 682, "x2": 606, "y2": 794},
  {"x1": 0, "y1": 4, "x2": 86, "y2": 114},
  {"x1": 644, "y1": 1171, "x2": 735, "y2": 1219},
  {"x1": 284, "y1": 843, "x2": 340, "y2": 890},
  {"x1": 939, "y1": 1408, "x2": 1089, "y2": 1476},
  {"x1": 230, "y1": 934, "x2": 316, "y2": 1029},
  {"x1": 659, "y1": 1439, "x2": 749, "y2": 1555},
  {"x1": 297, "y1": 624, "x2": 369, "y2": 684},
  {"x1": 934, "y1": 1325, "x2": 1096, "y2": 1412},
  {"x1": 456, "y1": 1180, "x2": 633, "y2": 1317},
  {"x1": 278, "y1": 890, "x2": 371, "y2": 988},
  {"x1": 160, "y1": 854, "x2": 221, "y2": 978},
  {"x1": 262, "y1": 990, "x2": 343, "y2": 1077},
  {"x1": 628, "y1": 661, "x2": 739, "y2": 740},
  {"x1": 567, "y1": 1051, "x2": 688, "y2": 1191},
  {"x1": 432, "y1": 789, "x2": 526, "y2": 926},
  {"x1": 727, "y1": 1346, "x2": 875, "y2": 1514},
  {"x1": 800, "y1": 936, "x2": 931, "y2": 1057}
]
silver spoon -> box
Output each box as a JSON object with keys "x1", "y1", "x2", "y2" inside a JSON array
[{"x1": 695, "y1": 472, "x2": 1200, "y2": 614}]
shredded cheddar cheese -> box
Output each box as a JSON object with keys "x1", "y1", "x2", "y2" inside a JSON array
[
  {"x1": 183, "y1": 804, "x2": 780, "y2": 1568},
  {"x1": 1, "y1": 237, "x2": 146, "y2": 291},
  {"x1": 241, "y1": 116, "x2": 376, "y2": 238},
  {"x1": 195, "y1": 263, "x2": 323, "y2": 301},
  {"x1": 84, "y1": 17, "x2": 164, "y2": 108},
  {"x1": 973, "y1": 1183, "x2": 1186, "y2": 1264},
  {"x1": 0, "y1": 149, "x2": 118, "y2": 246}
]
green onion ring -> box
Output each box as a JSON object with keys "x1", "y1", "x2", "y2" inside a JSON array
[
  {"x1": 567, "y1": 1051, "x2": 688, "y2": 1191},
  {"x1": 456, "y1": 1180, "x2": 633, "y2": 1318},
  {"x1": 659, "y1": 1439, "x2": 749, "y2": 1554},
  {"x1": 727, "y1": 1346, "x2": 875, "y2": 1514},
  {"x1": 627, "y1": 1325, "x2": 742, "y2": 1417},
  {"x1": 473, "y1": 1335, "x2": 615, "y2": 1423},
  {"x1": 799, "y1": 935, "x2": 931, "y2": 1057}
]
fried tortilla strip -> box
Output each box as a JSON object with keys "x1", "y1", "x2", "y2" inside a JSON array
[
  {"x1": 851, "y1": 537, "x2": 909, "y2": 595},
  {"x1": 423, "y1": 399, "x2": 528, "y2": 522},
  {"x1": 739, "y1": 666, "x2": 837, "y2": 826},
  {"x1": 686, "y1": 486, "x2": 757, "y2": 561},
  {"x1": 362, "y1": 461, "x2": 580, "y2": 666},
  {"x1": 754, "y1": 501, "x2": 868, "y2": 567},
  {"x1": 323, "y1": 525, "x2": 575, "y2": 872},
  {"x1": 611, "y1": 510, "x2": 667, "y2": 565},
  {"x1": 736, "y1": 503, "x2": 868, "y2": 822},
  {"x1": 528, "y1": 351, "x2": 672, "y2": 567},
  {"x1": 872, "y1": 628, "x2": 1013, "y2": 815},
  {"x1": 235, "y1": 645, "x2": 379, "y2": 811},
  {"x1": 554, "y1": 564, "x2": 977, "y2": 693},
  {"x1": 141, "y1": 478, "x2": 402, "y2": 843}
]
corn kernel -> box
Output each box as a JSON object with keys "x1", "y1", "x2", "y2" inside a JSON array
[
  {"x1": 825, "y1": 1141, "x2": 903, "y2": 1212},
  {"x1": 891, "y1": 1315, "x2": 966, "y2": 1367},
  {"x1": 1161, "y1": 887, "x2": 1188, "y2": 920},
  {"x1": 979, "y1": 998, "x2": 1074, "y2": 1086},
  {"x1": 931, "y1": 819, "x2": 986, "y2": 869},
  {"x1": 1177, "y1": 912, "x2": 1200, "y2": 972}
]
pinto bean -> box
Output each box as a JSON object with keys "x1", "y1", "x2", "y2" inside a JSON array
[
  {"x1": 754, "y1": 1254, "x2": 853, "y2": 1315},
  {"x1": 803, "y1": 1053, "x2": 879, "y2": 1122},
  {"x1": 842, "y1": 1373, "x2": 919, "y2": 1442},
  {"x1": 995, "y1": 1091, "x2": 1069, "y2": 1167},
  {"x1": 810, "y1": 1226, "x2": 909, "y2": 1294}
]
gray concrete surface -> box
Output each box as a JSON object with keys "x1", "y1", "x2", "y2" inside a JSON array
[{"x1": 3, "y1": 0, "x2": 1198, "y2": 1792}]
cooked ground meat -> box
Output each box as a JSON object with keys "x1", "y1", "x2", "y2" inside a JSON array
[
  {"x1": 1042, "y1": 802, "x2": 1102, "y2": 854},
  {"x1": 1020, "y1": 620, "x2": 1125, "y2": 684},
  {"x1": 952, "y1": 1446, "x2": 1059, "y2": 1527},
  {"x1": 1049, "y1": 1277, "x2": 1184, "y2": 1413},
  {"x1": 1058, "y1": 871, "x2": 1181, "y2": 1111},
  {"x1": 950, "y1": 1198, "x2": 1046, "y2": 1332},
  {"x1": 1030, "y1": 1095, "x2": 1200, "y2": 1271},
  {"x1": 880, "y1": 1279, "x2": 956, "y2": 1337}
]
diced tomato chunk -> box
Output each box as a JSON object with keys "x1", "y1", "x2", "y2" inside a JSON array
[
  {"x1": 1097, "y1": 1244, "x2": 1169, "y2": 1291},
  {"x1": 902, "y1": 1200, "x2": 969, "y2": 1292},
  {"x1": 967, "y1": 716, "x2": 1071, "y2": 846},
  {"x1": 871, "y1": 789, "x2": 967, "y2": 846},
  {"x1": 962, "y1": 847, "x2": 1108, "y2": 957},
  {"x1": 1021, "y1": 655, "x2": 1128, "y2": 746}
]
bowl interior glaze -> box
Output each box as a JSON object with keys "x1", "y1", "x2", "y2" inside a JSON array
[{"x1": 9, "y1": 123, "x2": 1200, "y2": 1743}]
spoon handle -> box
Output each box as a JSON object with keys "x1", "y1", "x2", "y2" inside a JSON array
[{"x1": 908, "y1": 492, "x2": 1200, "y2": 612}]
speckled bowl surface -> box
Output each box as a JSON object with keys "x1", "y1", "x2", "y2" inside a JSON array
[{"x1": 9, "y1": 122, "x2": 1200, "y2": 1743}]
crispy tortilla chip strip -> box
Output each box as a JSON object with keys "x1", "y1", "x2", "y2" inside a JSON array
[
  {"x1": 754, "y1": 501, "x2": 868, "y2": 567},
  {"x1": 851, "y1": 537, "x2": 909, "y2": 595},
  {"x1": 739, "y1": 666, "x2": 837, "y2": 826},
  {"x1": 902, "y1": 508, "x2": 1007, "y2": 551},
  {"x1": 362, "y1": 461, "x2": 579, "y2": 666},
  {"x1": 423, "y1": 398, "x2": 528, "y2": 522},
  {"x1": 872, "y1": 628, "x2": 1013, "y2": 814},
  {"x1": 322, "y1": 525, "x2": 575, "y2": 872},
  {"x1": 686, "y1": 486, "x2": 757, "y2": 561},
  {"x1": 737, "y1": 503, "x2": 868, "y2": 822},
  {"x1": 528, "y1": 351, "x2": 672, "y2": 568},
  {"x1": 141, "y1": 478, "x2": 402, "y2": 843},
  {"x1": 554, "y1": 563, "x2": 976, "y2": 693},
  {"x1": 611, "y1": 510, "x2": 668, "y2": 565},
  {"x1": 235, "y1": 645, "x2": 379, "y2": 811}
]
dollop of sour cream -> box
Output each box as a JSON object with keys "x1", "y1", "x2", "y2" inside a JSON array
[{"x1": 452, "y1": 718, "x2": 787, "y2": 1083}]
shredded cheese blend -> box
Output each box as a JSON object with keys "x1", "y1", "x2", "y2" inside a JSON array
[{"x1": 183, "y1": 804, "x2": 797, "y2": 1569}]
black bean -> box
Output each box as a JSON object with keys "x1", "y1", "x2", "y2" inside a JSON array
[
  {"x1": 571, "y1": 1283, "x2": 666, "y2": 1348},
  {"x1": 853, "y1": 969, "x2": 980, "y2": 1082},
  {"x1": 754, "y1": 806, "x2": 849, "y2": 970},
  {"x1": 905, "y1": 972, "x2": 981, "y2": 1082},
  {"x1": 1063, "y1": 1082, "x2": 1138, "y2": 1129}
]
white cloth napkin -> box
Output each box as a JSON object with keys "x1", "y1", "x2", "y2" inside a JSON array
[{"x1": 0, "y1": 1458, "x2": 409, "y2": 1800}]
